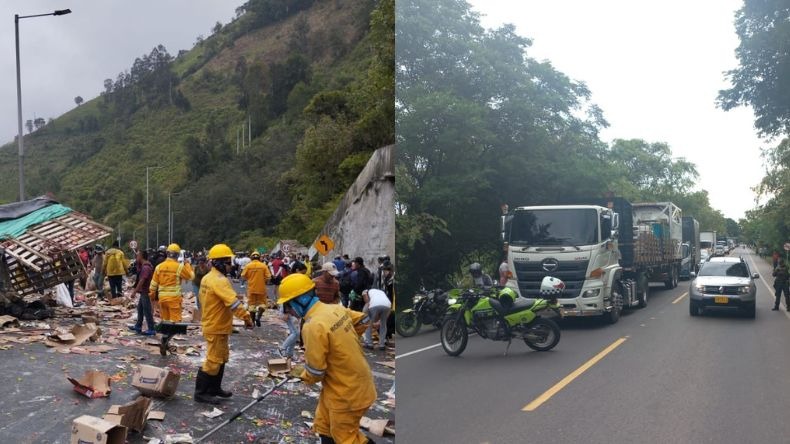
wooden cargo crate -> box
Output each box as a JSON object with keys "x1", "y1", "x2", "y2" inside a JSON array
[{"x1": 0, "y1": 211, "x2": 111, "y2": 296}]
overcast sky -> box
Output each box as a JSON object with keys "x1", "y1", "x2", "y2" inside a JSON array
[
  {"x1": 0, "y1": 0, "x2": 243, "y2": 145},
  {"x1": 467, "y1": 0, "x2": 766, "y2": 221}
]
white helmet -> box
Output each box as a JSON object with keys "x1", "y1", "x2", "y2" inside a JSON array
[{"x1": 539, "y1": 276, "x2": 565, "y2": 296}]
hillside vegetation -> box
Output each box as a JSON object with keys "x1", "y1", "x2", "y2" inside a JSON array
[{"x1": 0, "y1": 0, "x2": 394, "y2": 251}]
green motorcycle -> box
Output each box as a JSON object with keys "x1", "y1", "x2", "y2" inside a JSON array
[{"x1": 440, "y1": 276, "x2": 564, "y2": 357}]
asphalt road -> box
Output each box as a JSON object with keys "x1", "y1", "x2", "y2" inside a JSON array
[{"x1": 396, "y1": 248, "x2": 790, "y2": 443}]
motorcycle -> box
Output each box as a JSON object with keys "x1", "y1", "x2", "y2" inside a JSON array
[
  {"x1": 440, "y1": 277, "x2": 564, "y2": 357},
  {"x1": 396, "y1": 288, "x2": 450, "y2": 337}
]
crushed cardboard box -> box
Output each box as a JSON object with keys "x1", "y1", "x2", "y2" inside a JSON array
[
  {"x1": 71, "y1": 414, "x2": 127, "y2": 444},
  {"x1": 67, "y1": 370, "x2": 112, "y2": 398},
  {"x1": 103, "y1": 396, "x2": 152, "y2": 433},
  {"x1": 45, "y1": 323, "x2": 101, "y2": 349},
  {"x1": 267, "y1": 358, "x2": 291, "y2": 377},
  {"x1": 0, "y1": 315, "x2": 19, "y2": 329},
  {"x1": 359, "y1": 416, "x2": 394, "y2": 437},
  {"x1": 147, "y1": 411, "x2": 166, "y2": 421},
  {"x1": 131, "y1": 364, "x2": 180, "y2": 398},
  {"x1": 163, "y1": 433, "x2": 193, "y2": 443}
]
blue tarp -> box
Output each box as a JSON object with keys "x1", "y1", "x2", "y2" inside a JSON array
[{"x1": 0, "y1": 204, "x2": 72, "y2": 240}]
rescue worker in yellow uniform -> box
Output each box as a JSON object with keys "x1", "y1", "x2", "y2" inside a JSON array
[
  {"x1": 277, "y1": 273, "x2": 376, "y2": 444},
  {"x1": 194, "y1": 244, "x2": 253, "y2": 404},
  {"x1": 241, "y1": 251, "x2": 272, "y2": 327},
  {"x1": 149, "y1": 243, "x2": 194, "y2": 323}
]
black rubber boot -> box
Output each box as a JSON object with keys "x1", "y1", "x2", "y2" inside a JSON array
[
  {"x1": 249, "y1": 311, "x2": 257, "y2": 327},
  {"x1": 194, "y1": 368, "x2": 220, "y2": 404},
  {"x1": 255, "y1": 308, "x2": 264, "y2": 327},
  {"x1": 319, "y1": 435, "x2": 336, "y2": 444},
  {"x1": 211, "y1": 364, "x2": 232, "y2": 398}
]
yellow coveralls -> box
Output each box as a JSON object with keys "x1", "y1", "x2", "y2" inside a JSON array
[
  {"x1": 198, "y1": 268, "x2": 251, "y2": 375},
  {"x1": 301, "y1": 302, "x2": 376, "y2": 443},
  {"x1": 241, "y1": 259, "x2": 271, "y2": 310},
  {"x1": 150, "y1": 258, "x2": 194, "y2": 322}
]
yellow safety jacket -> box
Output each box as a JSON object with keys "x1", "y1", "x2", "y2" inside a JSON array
[
  {"x1": 199, "y1": 268, "x2": 248, "y2": 335},
  {"x1": 150, "y1": 258, "x2": 194, "y2": 300},
  {"x1": 241, "y1": 259, "x2": 271, "y2": 295},
  {"x1": 102, "y1": 248, "x2": 128, "y2": 277},
  {"x1": 301, "y1": 302, "x2": 376, "y2": 411}
]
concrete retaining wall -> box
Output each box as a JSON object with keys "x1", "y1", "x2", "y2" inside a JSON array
[{"x1": 310, "y1": 145, "x2": 395, "y2": 269}]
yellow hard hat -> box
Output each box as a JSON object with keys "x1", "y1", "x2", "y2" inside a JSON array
[
  {"x1": 250, "y1": 251, "x2": 261, "y2": 259},
  {"x1": 166, "y1": 243, "x2": 181, "y2": 253},
  {"x1": 207, "y1": 243, "x2": 233, "y2": 259},
  {"x1": 277, "y1": 273, "x2": 316, "y2": 305}
]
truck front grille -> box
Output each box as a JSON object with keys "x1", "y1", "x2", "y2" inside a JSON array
[{"x1": 513, "y1": 260, "x2": 590, "y2": 298}]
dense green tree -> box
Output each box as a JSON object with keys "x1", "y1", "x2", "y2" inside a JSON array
[
  {"x1": 718, "y1": 0, "x2": 790, "y2": 137},
  {"x1": 396, "y1": 0, "x2": 609, "y2": 304},
  {"x1": 719, "y1": 0, "x2": 790, "y2": 257}
]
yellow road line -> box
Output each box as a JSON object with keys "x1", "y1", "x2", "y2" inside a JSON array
[
  {"x1": 522, "y1": 337, "x2": 627, "y2": 412},
  {"x1": 672, "y1": 292, "x2": 688, "y2": 304}
]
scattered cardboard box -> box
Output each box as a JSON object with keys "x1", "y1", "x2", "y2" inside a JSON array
[
  {"x1": 267, "y1": 358, "x2": 291, "y2": 377},
  {"x1": 147, "y1": 411, "x2": 166, "y2": 421},
  {"x1": 163, "y1": 433, "x2": 193, "y2": 443},
  {"x1": 200, "y1": 407, "x2": 223, "y2": 419},
  {"x1": 71, "y1": 415, "x2": 127, "y2": 444},
  {"x1": 67, "y1": 370, "x2": 112, "y2": 398},
  {"x1": 131, "y1": 364, "x2": 180, "y2": 397},
  {"x1": 359, "y1": 416, "x2": 394, "y2": 437},
  {"x1": 0, "y1": 315, "x2": 19, "y2": 329},
  {"x1": 103, "y1": 396, "x2": 152, "y2": 433},
  {"x1": 46, "y1": 323, "x2": 101, "y2": 349}
]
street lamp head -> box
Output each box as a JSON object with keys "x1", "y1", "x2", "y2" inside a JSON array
[{"x1": 53, "y1": 9, "x2": 71, "y2": 16}]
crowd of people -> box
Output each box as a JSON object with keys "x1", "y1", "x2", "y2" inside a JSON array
[{"x1": 67, "y1": 241, "x2": 393, "y2": 443}]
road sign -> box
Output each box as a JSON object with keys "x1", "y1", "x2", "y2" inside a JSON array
[
  {"x1": 314, "y1": 234, "x2": 335, "y2": 256},
  {"x1": 784, "y1": 242, "x2": 790, "y2": 251},
  {"x1": 129, "y1": 240, "x2": 138, "y2": 250}
]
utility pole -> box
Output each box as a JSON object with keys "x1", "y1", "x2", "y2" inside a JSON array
[
  {"x1": 248, "y1": 115, "x2": 251, "y2": 147},
  {"x1": 145, "y1": 166, "x2": 162, "y2": 250}
]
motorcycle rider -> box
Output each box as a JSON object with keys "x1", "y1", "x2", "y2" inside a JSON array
[{"x1": 469, "y1": 262, "x2": 493, "y2": 289}]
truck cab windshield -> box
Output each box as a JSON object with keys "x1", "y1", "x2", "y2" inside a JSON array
[{"x1": 509, "y1": 208, "x2": 598, "y2": 247}]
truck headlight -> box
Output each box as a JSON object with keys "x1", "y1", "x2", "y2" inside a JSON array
[
  {"x1": 737, "y1": 286, "x2": 750, "y2": 294},
  {"x1": 582, "y1": 289, "x2": 600, "y2": 298},
  {"x1": 694, "y1": 283, "x2": 704, "y2": 292}
]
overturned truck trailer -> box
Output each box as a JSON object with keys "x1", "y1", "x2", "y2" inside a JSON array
[{"x1": 0, "y1": 196, "x2": 112, "y2": 296}]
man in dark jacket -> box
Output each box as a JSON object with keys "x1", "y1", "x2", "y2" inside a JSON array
[
  {"x1": 773, "y1": 262, "x2": 790, "y2": 311},
  {"x1": 349, "y1": 257, "x2": 372, "y2": 311},
  {"x1": 129, "y1": 251, "x2": 156, "y2": 335}
]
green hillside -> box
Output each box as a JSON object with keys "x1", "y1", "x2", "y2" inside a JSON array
[{"x1": 0, "y1": 0, "x2": 394, "y2": 251}]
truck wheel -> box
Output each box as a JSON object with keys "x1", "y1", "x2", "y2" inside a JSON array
[
  {"x1": 637, "y1": 284, "x2": 649, "y2": 308},
  {"x1": 664, "y1": 267, "x2": 678, "y2": 289},
  {"x1": 603, "y1": 284, "x2": 623, "y2": 324}
]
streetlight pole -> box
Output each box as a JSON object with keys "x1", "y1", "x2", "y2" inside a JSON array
[
  {"x1": 146, "y1": 165, "x2": 161, "y2": 250},
  {"x1": 15, "y1": 8, "x2": 71, "y2": 201},
  {"x1": 168, "y1": 191, "x2": 182, "y2": 245}
]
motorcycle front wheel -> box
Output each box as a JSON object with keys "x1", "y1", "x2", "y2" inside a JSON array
[
  {"x1": 395, "y1": 311, "x2": 422, "y2": 337},
  {"x1": 440, "y1": 314, "x2": 468, "y2": 357},
  {"x1": 523, "y1": 317, "x2": 561, "y2": 351}
]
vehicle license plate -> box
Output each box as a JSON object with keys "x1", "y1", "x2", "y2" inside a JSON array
[{"x1": 714, "y1": 296, "x2": 728, "y2": 304}]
